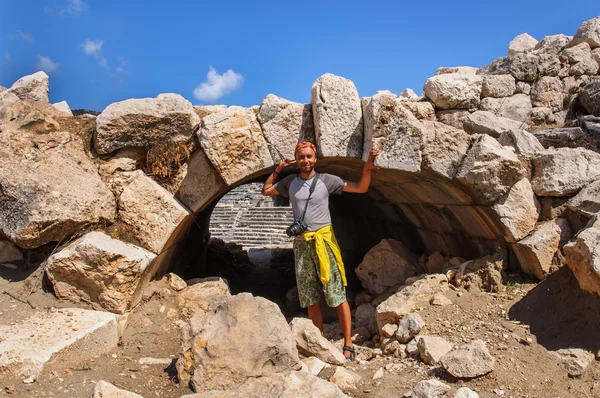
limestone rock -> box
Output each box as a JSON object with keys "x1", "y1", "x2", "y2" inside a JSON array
[
  {"x1": 330, "y1": 367, "x2": 361, "y2": 391},
  {"x1": 534, "y1": 34, "x2": 571, "y2": 55},
  {"x1": 177, "y1": 277, "x2": 230, "y2": 318},
  {"x1": 481, "y1": 75, "x2": 516, "y2": 98},
  {"x1": 409, "y1": 379, "x2": 451, "y2": 398},
  {"x1": 361, "y1": 91, "x2": 422, "y2": 171},
  {"x1": 167, "y1": 273, "x2": 186, "y2": 291},
  {"x1": 381, "y1": 323, "x2": 398, "y2": 338},
  {"x1": 421, "y1": 121, "x2": 471, "y2": 179},
  {"x1": 376, "y1": 274, "x2": 448, "y2": 332},
  {"x1": 355, "y1": 239, "x2": 421, "y2": 296},
  {"x1": 399, "y1": 88, "x2": 420, "y2": 101},
  {"x1": 302, "y1": 356, "x2": 328, "y2": 376},
  {"x1": 454, "y1": 253, "x2": 504, "y2": 292},
  {"x1": 45, "y1": 232, "x2": 155, "y2": 314},
  {"x1": 417, "y1": 335, "x2": 453, "y2": 364},
  {"x1": 290, "y1": 317, "x2": 346, "y2": 365},
  {"x1": 0, "y1": 91, "x2": 59, "y2": 134},
  {"x1": 425, "y1": 251, "x2": 445, "y2": 274},
  {"x1": 423, "y1": 73, "x2": 483, "y2": 109},
  {"x1": 515, "y1": 81, "x2": 531, "y2": 95},
  {"x1": 435, "y1": 109, "x2": 470, "y2": 129},
  {"x1": 537, "y1": 53, "x2": 568, "y2": 77},
  {"x1": 479, "y1": 94, "x2": 532, "y2": 122},
  {"x1": 0, "y1": 129, "x2": 116, "y2": 249},
  {"x1": 177, "y1": 293, "x2": 301, "y2": 392},
  {"x1": 498, "y1": 129, "x2": 544, "y2": 156},
  {"x1": 531, "y1": 148, "x2": 600, "y2": 196},
  {"x1": 580, "y1": 81, "x2": 600, "y2": 117},
  {"x1": 400, "y1": 101, "x2": 436, "y2": 120},
  {"x1": 463, "y1": 111, "x2": 525, "y2": 139},
  {"x1": 118, "y1": 171, "x2": 190, "y2": 254},
  {"x1": 354, "y1": 303, "x2": 378, "y2": 335},
  {"x1": 492, "y1": 178, "x2": 540, "y2": 242},
  {"x1": 92, "y1": 381, "x2": 143, "y2": 398},
  {"x1": 0, "y1": 309, "x2": 118, "y2": 380},
  {"x1": 454, "y1": 387, "x2": 480, "y2": 398},
  {"x1": 552, "y1": 348, "x2": 595, "y2": 376},
  {"x1": 52, "y1": 100, "x2": 72, "y2": 116},
  {"x1": 185, "y1": 371, "x2": 348, "y2": 398},
  {"x1": 311, "y1": 73, "x2": 363, "y2": 158},
  {"x1": 456, "y1": 134, "x2": 525, "y2": 204},
  {"x1": 569, "y1": 16, "x2": 600, "y2": 49},
  {"x1": 440, "y1": 340, "x2": 494, "y2": 378},
  {"x1": 479, "y1": 54, "x2": 540, "y2": 82},
  {"x1": 7, "y1": 71, "x2": 49, "y2": 104},
  {"x1": 530, "y1": 76, "x2": 565, "y2": 112},
  {"x1": 193, "y1": 104, "x2": 227, "y2": 119},
  {"x1": 568, "y1": 179, "x2": 600, "y2": 216},
  {"x1": 434, "y1": 66, "x2": 479, "y2": 75},
  {"x1": 561, "y1": 42, "x2": 599, "y2": 76},
  {"x1": 396, "y1": 313, "x2": 425, "y2": 343},
  {"x1": 258, "y1": 94, "x2": 315, "y2": 162},
  {"x1": 0, "y1": 241, "x2": 23, "y2": 263},
  {"x1": 430, "y1": 294, "x2": 452, "y2": 306},
  {"x1": 199, "y1": 106, "x2": 273, "y2": 185},
  {"x1": 95, "y1": 93, "x2": 200, "y2": 154},
  {"x1": 509, "y1": 33, "x2": 538, "y2": 55},
  {"x1": 564, "y1": 216, "x2": 600, "y2": 295},
  {"x1": 533, "y1": 127, "x2": 592, "y2": 150},
  {"x1": 513, "y1": 218, "x2": 571, "y2": 280},
  {"x1": 176, "y1": 148, "x2": 227, "y2": 213},
  {"x1": 406, "y1": 336, "x2": 423, "y2": 356}
]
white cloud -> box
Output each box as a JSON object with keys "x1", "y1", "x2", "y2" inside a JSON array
[
  {"x1": 81, "y1": 39, "x2": 108, "y2": 68},
  {"x1": 5, "y1": 52, "x2": 13, "y2": 63},
  {"x1": 115, "y1": 57, "x2": 128, "y2": 73},
  {"x1": 45, "y1": 0, "x2": 87, "y2": 17},
  {"x1": 9, "y1": 30, "x2": 34, "y2": 43},
  {"x1": 193, "y1": 67, "x2": 244, "y2": 103},
  {"x1": 35, "y1": 55, "x2": 59, "y2": 74}
]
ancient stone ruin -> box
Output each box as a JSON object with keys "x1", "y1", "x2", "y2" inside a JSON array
[{"x1": 1, "y1": 15, "x2": 600, "y2": 398}]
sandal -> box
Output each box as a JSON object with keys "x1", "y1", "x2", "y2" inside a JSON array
[{"x1": 343, "y1": 345, "x2": 356, "y2": 361}]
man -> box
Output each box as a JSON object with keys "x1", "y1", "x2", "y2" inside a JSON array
[{"x1": 261, "y1": 141, "x2": 381, "y2": 360}]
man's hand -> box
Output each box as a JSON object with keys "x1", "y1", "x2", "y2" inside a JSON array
[
  {"x1": 276, "y1": 157, "x2": 296, "y2": 173},
  {"x1": 364, "y1": 149, "x2": 381, "y2": 171}
]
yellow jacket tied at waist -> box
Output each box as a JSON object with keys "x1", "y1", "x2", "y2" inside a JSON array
[{"x1": 302, "y1": 225, "x2": 347, "y2": 286}]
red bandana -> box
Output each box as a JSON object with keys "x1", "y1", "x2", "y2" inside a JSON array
[{"x1": 294, "y1": 141, "x2": 317, "y2": 155}]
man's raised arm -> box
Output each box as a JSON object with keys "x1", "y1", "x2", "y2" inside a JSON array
[
  {"x1": 342, "y1": 149, "x2": 381, "y2": 193},
  {"x1": 262, "y1": 158, "x2": 295, "y2": 196}
]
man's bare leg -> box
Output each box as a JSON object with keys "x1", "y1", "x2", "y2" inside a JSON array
[
  {"x1": 307, "y1": 301, "x2": 323, "y2": 332},
  {"x1": 336, "y1": 300, "x2": 353, "y2": 358}
]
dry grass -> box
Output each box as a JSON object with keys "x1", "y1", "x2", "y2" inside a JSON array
[{"x1": 145, "y1": 140, "x2": 193, "y2": 180}]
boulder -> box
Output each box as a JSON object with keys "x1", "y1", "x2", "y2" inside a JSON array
[
  {"x1": 176, "y1": 293, "x2": 301, "y2": 392},
  {"x1": 421, "y1": 121, "x2": 471, "y2": 179},
  {"x1": 177, "y1": 277, "x2": 230, "y2": 317},
  {"x1": 479, "y1": 94, "x2": 532, "y2": 122},
  {"x1": 425, "y1": 251, "x2": 445, "y2": 274},
  {"x1": 193, "y1": 104, "x2": 227, "y2": 119},
  {"x1": 0, "y1": 129, "x2": 116, "y2": 249},
  {"x1": 184, "y1": 371, "x2": 348, "y2": 398},
  {"x1": 376, "y1": 274, "x2": 448, "y2": 332},
  {"x1": 580, "y1": 81, "x2": 600, "y2": 117},
  {"x1": 176, "y1": 148, "x2": 227, "y2": 213},
  {"x1": 423, "y1": 73, "x2": 483, "y2": 109},
  {"x1": 534, "y1": 34, "x2": 571, "y2": 55},
  {"x1": 561, "y1": 42, "x2": 599, "y2": 76},
  {"x1": 564, "y1": 216, "x2": 600, "y2": 295},
  {"x1": 456, "y1": 134, "x2": 525, "y2": 204},
  {"x1": 396, "y1": 313, "x2": 425, "y2": 343},
  {"x1": 434, "y1": 66, "x2": 479, "y2": 75},
  {"x1": 552, "y1": 348, "x2": 595, "y2": 377},
  {"x1": 435, "y1": 109, "x2": 470, "y2": 129},
  {"x1": 95, "y1": 93, "x2": 201, "y2": 154},
  {"x1": 508, "y1": 33, "x2": 538, "y2": 55},
  {"x1": 400, "y1": 101, "x2": 436, "y2": 120},
  {"x1": 440, "y1": 340, "x2": 494, "y2": 378},
  {"x1": 498, "y1": 129, "x2": 544, "y2": 156},
  {"x1": 531, "y1": 148, "x2": 600, "y2": 196},
  {"x1": 258, "y1": 94, "x2": 315, "y2": 162},
  {"x1": 361, "y1": 91, "x2": 422, "y2": 171},
  {"x1": 0, "y1": 241, "x2": 23, "y2": 264},
  {"x1": 478, "y1": 54, "x2": 539, "y2": 82},
  {"x1": 311, "y1": 73, "x2": 363, "y2": 158},
  {"x1": 417, "y1": 335, "x2": 453, "y2": 364},
  {"x1": 568, "y1": 179, "x2": 600, "y2": 217},
  {"x1": 7, "y1": 71, "x2": 49, "y2": 104},
  {"x1": 399, "y1": 88, "x2": 420, "y2": 101},
  {"x1": 533, "y1": 127, "x2": 593, "y2": 150},
  {"x1": 481, "y1": 75, "x2": 516, "y2": 98},
  {"x1": 409, "y1": 379, "x2": 451, "y2": 398},
  {"x1": 513, "y1": 218, "x2": 571, "y2": 280},
  {"x1": 462, "y1": 111, "x2": 525, "y2": 139},
  {"x1": 290, "y1": 317, "x2": 346, "y2": 365},
  {"x1": 52, "y1": 100, "x2": 73, "y2": 116},
  {"x1": 537, "y1": 53, "x2": 569, "y2": 77},
  {"x1": 0, "y1": 91, "x2": 59, "y2": 134},
  {"x1": 45, "y1": 231, "x2": 155, "y2": 314},
  {"x1": 355, "y1": 239, "x2": 421, "y2": 296},
  {"x1": 199, "y1": 106, "x2": 273, "y2": 184},
  {"x1": 530, "y1": 76, "x2": 565, "y2": 112},
  {"x1": 330, "y1": 367, "x2": 361, "y2": 391},
  {"x1": 515, "y1": 81, "x2": 531, "y2": 95},
  {"x1": 92, "y1": 381, "x2": 143, "y2": 398},
  {"x1": 118, "y1": 170, "x2": 190, "y2": 254},
  {"x1": 569, "y1": 16, "x2": 600, "y2": 49},
  {"x1": 454, "y1": 253, "x2": 504, "y2": 292},
  {"x1": 492, "y1": 178, "x2": 540, "y2": 242}
]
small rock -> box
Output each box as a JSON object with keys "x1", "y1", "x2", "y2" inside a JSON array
[
  {"x1": 418, "y1": 336, "x2": 453, "y2": 364},
  {"x1": 454, "y1": 387, "x2": 479, "y2": 398},
  {"x1": 440, "y1": 340, "x2": 495, "y2": 378},
  {"x1": 493, "y1": 389, "x2": 505, "y2": 396},
  {"x1": 406, "y1": 336, "x2": 423, "y2": 356},
  {"x1": 167, "y1": 273, "x2": 187, "y2": 291},
  {"x1": 381, "y1": 323, "x2": 398, "y2": 338},
  {"x1": 373, "y1": 367, "x2": 384, "y2": 380},
  {"x1": 396, "y1": 313, "x2": 425, "y2": 343},
  {"x1": 138, "y1": 357, "x2": 173, "y2": 365},
  {"x1": 302, "y1": 356, "x2": 329, "y2": 376},
  {"x1": 410, "y1": 379, "x2": 451, "y2": 398},
  {"x1": 92, "y1": 380, "x2": 143, "y2": 398},
  {"x1": 553, "y1": 348, "x2": 594, "y2": 377},
  {"x1": 430, "y1": 294, "x2": 453, "y2": 306},
  {"x1": 330, "y1": 366, "x2": 361, "y2": 391}
]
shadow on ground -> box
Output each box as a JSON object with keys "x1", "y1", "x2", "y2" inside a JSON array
[{"x1": 509, "y1": 266, "x2": 600, "y2": 352}]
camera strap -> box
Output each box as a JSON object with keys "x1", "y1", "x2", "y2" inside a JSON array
[{"x1": 300, "y1": 173, "x2": 320, "y2": 222}]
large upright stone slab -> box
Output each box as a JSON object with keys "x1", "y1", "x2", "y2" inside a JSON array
[
  {"x1": 176, "y1": 149, "x2": 227, "y2": 213},
  {"x1": 199, "y1": 106, "x2": 273, "y2": 185},
  {"x1": 531, "y1": 148, "x2": 600, "y2": 196},
  {"x1": 118, "y1": 170, "x2": 190, "y2": 254},
  {"x1": 95, "y1": 93, "x2": 201, "y2": 154},
  {"x1": 258, "y1": 94, "x2": 314, "y2": 162},
  {"x1": 420, "y1": 121, "x2": 471, "y2": 180},
  {"x1": 0, "y1": 309, "x2": 118, "y2": 380},
  {"x1": 46, "y1": 231, "x2": 156, "y2": 314},
  {"x1": 361, "y1": 91, "x2": 422, "y2": 171},
  {"x1": 423, "y1": 73, "x2": 483, "y2": 109},
  {"x1": 311, "y1": 73, "x2": 363, "y2": 158},
  {"x1": 492, "y1": 178, "x2": 540, "y2": 242},
  {"x1": 564, "y1": 216, "x2": 600, "y2": 296}
]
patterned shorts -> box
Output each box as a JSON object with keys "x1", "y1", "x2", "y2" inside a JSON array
[{"x1": 293, "y1": 237, "x2": 347, "y2": 308}]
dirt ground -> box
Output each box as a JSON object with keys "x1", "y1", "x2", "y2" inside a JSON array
[{"x1": 1, "y1": 259, "x2": 600, "y2": 397}]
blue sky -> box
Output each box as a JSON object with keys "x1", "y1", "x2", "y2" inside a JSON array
[{"x1": 0, "y1": 1, "x2": 598, "y2": 111}]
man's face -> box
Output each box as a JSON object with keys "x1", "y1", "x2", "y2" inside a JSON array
[{"x1": 295, "y1": 147, "x2": 316, "y2": 173}]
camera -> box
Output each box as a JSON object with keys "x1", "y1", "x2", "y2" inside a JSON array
[{"x1": 286, "y1": 219, "x2": 308, "y2": 237}]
